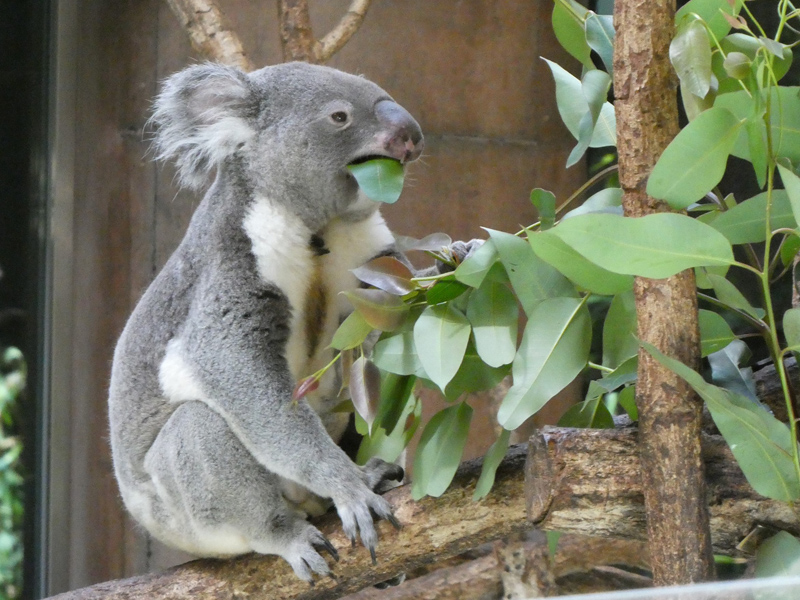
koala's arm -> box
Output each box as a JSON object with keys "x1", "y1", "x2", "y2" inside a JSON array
[{"x1": 176, "y1": 266, "x2": 393, "y2": 543}]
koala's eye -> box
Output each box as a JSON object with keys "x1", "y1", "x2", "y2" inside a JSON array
[{"x1": 330, "y1": 111, "x2": 349, "y2": 124}]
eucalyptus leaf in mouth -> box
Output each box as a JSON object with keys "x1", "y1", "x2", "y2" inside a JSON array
[{"x1": 347, "y1": 157, "x2": 405, "y2": 204}]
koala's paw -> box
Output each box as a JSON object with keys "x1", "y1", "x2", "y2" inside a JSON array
[
  {"x1": 362, "y1": 457, "x2": 404, "y2": 492},
  {"x1": 336, "y1": 487, "x2": 400, "y2": 565},
  {"x1": 436, "y1": 239, "x2": 485, "y2": 274},
  {"x1": 283, "y1": 525, "x2": 339, "y2": 584}
]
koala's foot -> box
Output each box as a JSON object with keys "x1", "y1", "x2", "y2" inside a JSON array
[
  {"x1": 262, "y1": 523, "x2": 339, "y2": 583},
  {"x1": 335, "y1": 485, "x2": 400, "y2": 564},
  {"x1": 362, "y1": 457, "x2": 404, "y2": 493}
]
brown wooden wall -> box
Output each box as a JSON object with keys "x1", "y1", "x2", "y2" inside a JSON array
[{"x1": 58, "y1": 0, "x2": 585, "y2": 592}]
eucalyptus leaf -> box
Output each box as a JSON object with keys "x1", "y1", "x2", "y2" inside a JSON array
[
  {"x1": 347, "y1": 158, "x2": 405, "y2": 204},
  {"x1": 543, "y1": 59, "x2": 616, "y2": 149},
  {"x1": 708, "y1": 340, "x2": 758, "y2": 403},
  {"x1": 784, "y1": 308, "x2": 800, "y2": 351},
  {"x1": 699, "y1": 309, "x2": 736, "y2": 357},
  {"x1": 562, "y1": 187, "x2": 623, "y2": 220},
  {"x1": 617, "y1": 385, "x2": 638, "y2": 420},
  {"x1": 647, "y1": 106, "x2": 743, "y2": 209},
  {"x1": 444, "y1": 350, "x2": 510, "y2": 402},
  {"x1": 412, "y1": 402, "x2": 473, "y2": 499},
  {"x1": 357, "y1": 391, "x2": 419, "y2": 465},
  {"x1": 531, "y1": 188, "x2": 556, "y2": 230},
  {"x1": 707, "y1": 273, "x2": 764, "y2": 320},
  {"x1": 547, "y1": 213, "x2": 735, "y2": 278},
  {"x1": 473, "y1": 429, "x2": 511, "y2": 500},
  {"x1": 675, "y1": 0, "x2": 744, "y2": 40},
  {"x1": 530, "y1": 231, "x2": 634, "y2": 295},
  {"x1": 782, "y1": 234, "x2": 800, "y2": 267},
  {"x1": 466, "y1": 280, "x2": 518, "y2": 368},
  {"x1": 351, "y1": 256, "x2": 415, "y2": 296},
  {"x1": 454, "y1": 238, "x2": 500, "y2": 288},
  {"x1": 567, "y1": 69, "x2": 613, "y2": 167},
  {"x1": 330, "y1": 310, "x2": 374, "y2": 351},
  {"x1": 343, "y1": 288, "x2": 409, "y2": 332},
  {"x1": 426, "y1": 279, "x2": 469, "y2": 305},
  {"x1": 715, "y1": 87, "x2": 800, "y2": 163},
  {"x1": 603, "y1": 290, "x2": 638, "y2": 369},
  {"x1": 497, "y1": 297, "x2": 592, "y2": 430},
  {"x1": 376, "y1": 373, "x2": 416, "y2": 435},
  {"x1": 350, "y1": 355, "x2": 382, "y2": 434},
  {"x1": 778, "y1": 162, "x2": 800, "y2": 228},
  {"x1": 394, "y1": 232, "x2": 453, "y2": 253},
  {"x1": 372, "y1": 330, "x2": 424, "y2": 376},
  {"x1": 670, "y1": 20, "x2": 713, "y2": 99},
  {"x1": 719, "y1": 34, "x2": 793, "y2": 84},
  {"x1": 755, "y1": 532, "x2": 800, "y2": 578},
  {"x1": 644, "y1": 342, "x2": 800, "y2": 502},
  {"x1": 413, "y1": 304, "x2": 471, "y2": 392},
  {"x1": 558, "y1": 388, "x2": 615, "y2": 429},
  {"x1": 585, "y1": 13, "x2": 615, "y2": 75},
  {"x1": 708, "y1": 190, "x2": 794, "y2": 244},
  {"x1": 551, "y1": 0, "x2": 593, "y2": 69},
  {"x1": 487, "y1": 229, "x2": 576, "y2": 316},
  {"x1": 597, "y1": 356, "x2": 638, "y2": 392}
]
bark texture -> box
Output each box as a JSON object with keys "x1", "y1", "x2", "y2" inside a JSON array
[
  {"x1": 613, "y1": 0, "x2": 716, "y2": 585},
  {"x1": 526, "y1": 425, "x2": 800, "y2": 554},
  {"x1": 164, "y1": 0, "x2": 253, "y2": 70},
  {"x1": 277, "y1": 0, "x2": 373, "y2": 63}
]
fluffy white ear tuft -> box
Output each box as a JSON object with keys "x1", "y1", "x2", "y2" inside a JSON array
[{"x1": 152, "y1": 63, "x2": 256, "y2": 190}]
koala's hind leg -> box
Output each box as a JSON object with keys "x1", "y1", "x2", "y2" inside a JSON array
[{"x1": 143, "y1": 401, "x2": 339, "y2": 581}]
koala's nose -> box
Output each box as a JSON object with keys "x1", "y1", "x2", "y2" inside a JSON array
[{"x1": 375, "y1": 100, "x2": 424, "y2": 164}]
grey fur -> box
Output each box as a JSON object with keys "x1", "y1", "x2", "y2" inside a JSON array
[{"x1": 109, "y1": 62, "x2": 423, "y2": 582}]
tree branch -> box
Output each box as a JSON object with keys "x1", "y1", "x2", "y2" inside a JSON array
[
  {"x1": 164, "y1": 0, "x2": 252, "y2": 71},
  {"x1": 613, "y1": 0, "x2": 715, "y2": 585},
  {"x1": 316, "y1": 0, "x2": 373, "y2": 63}
]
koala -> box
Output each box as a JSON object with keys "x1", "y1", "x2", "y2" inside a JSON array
[{"x1": 108, "y1": 62, "x2": 424, "y2": 582}]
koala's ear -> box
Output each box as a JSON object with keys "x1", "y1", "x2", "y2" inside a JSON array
[{"x1": 152, "y1": 63, "x2": 256, "y2": 190}]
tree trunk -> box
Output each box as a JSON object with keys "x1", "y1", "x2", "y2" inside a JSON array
[{"x1": 613, "y1": 0, "x2": 716, "y2": 585}]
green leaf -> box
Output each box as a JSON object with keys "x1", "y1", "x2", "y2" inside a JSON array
[
  {"x1": 466, "y1": 280, "x2": 518, "y2": 368},
  {"x1": 567, "y1": 69, "x2": 613, "y2": 167},
  {"x1": 497, "y1": 298, "x2": 592, "y2": 430},
  {"x1": 530, "y1": 230, "x2": 634, "y2": 295},
  {"x1": 426, "y1": 279, "x2": 469, "y2": 304},
  {"x1": 473, "y1": 429, "x2": 511, "y2": 501},
  {"x1": 413, "y1": 304, "x2": 471, "y2": 391},
  {"x1": 647, "y1": 107, "x2": 743, "y2": 209},
  {"x1": 643, "y1": 342, "x2": 800, "y2": 501},
  {"x1": 778, "y1": 162, "x2": 800, "y2": 228},
  {"x1": 562, "y1": 187, "x2": 623, "y2": 220},
  {"x1": 454, "y1": 238, "x2": 500, "y2": 288},
  {"x1": 343, "y1": 289, "x2": 409, "y2": 331},
  {"x1": 375, "y1": 373, "x2": 416, "y2": 435},
  {"x1": 707, "y1": 273, "x2": 764, "y2": 320},
  {"x1": 412, "y1": 402, "x2": 473, "y2": 499},
  {"x1": 444, "y1": 350, "x2": 510, "y2": 402},
  {"x1": 547, "y1": 213, "x2": 735, "y2": 278},
  {"x1": 487, "y1": 229, "x2": 576, "y2": 316},
  {"x1": 784, "y1": 308, "x2": 800, "y2": 350},
  {"x1": 708, "y1": 190, "x2": 794, "y2": 244},
  {"x1": 350, "y1": 355, "x2": 382, "y2": 434},
  {"x1": 551, "y1": 0, "x2": 592, "y2": 69},
  {"x1": 675, "y1": 0, "x2": 744, "y2": 41},
  {"x1": 603, "y1": 290, "x2": 638, "y2": 369},
  {"x1": 347, "y1": 158, "x2": 405, "y2": 204},
  {"x1": 543, "y1": 58, "x2": 616, "y2": 149},
  {"x1": 531, "y1": 188, "x2": 556, "y2": 230},
  {"x1": 670, "y1": 20, "x2": 713, "y2": 99},
  {"x1": 715, "y1": 87, "x2": 800, "y2": 163},
  {"x1": 351, "y1": 256, "x2": 415, "y2": 296},
  {"x1": 395, "y1": 232, "x2": 453, "y2": 253},
  {"x1": 559, "y1": 384, "x2": 615, "y2": 429},
  {"x1": 708, "y1": 340, "x2": 757, "y2": 402},
  {"x1": 718, "y1": 34, "x2": 793, "y2": 85},
  {"x1": 782, "y1": 234, "x2": 800, "y2": 267},
  {"x1": 617, "y1": 385, "x2": 638, "y2": 420},
  {"x1": 358, "y1": 390, "x2": 419, "y2": 465},
  {"x1": 755, "y1": 532, "x2": 800, "y2": 578},
  {"x1": 547, "y1": 531, "x2": 562, "y2": 558},
  {"x1": 330, "y1": 311, "x2": 374, "y2": 350},
  {"x1": 585, "y1": 13, "x2": 615, "y2": 75},
  {"x1": 372, "y1": 330, "x2": 424, "y2": 376},
  {"x1": 699, "y1": 309, "x2": 736, "y2": 357},
  {"x1": 596, "y1": 356, "x2": 638, "y2": 392}
]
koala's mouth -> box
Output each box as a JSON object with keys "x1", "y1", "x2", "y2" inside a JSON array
[{"x1": 347, "y1": 154, "x2": 403, "y2": 167}]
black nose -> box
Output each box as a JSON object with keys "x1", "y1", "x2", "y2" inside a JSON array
[{"x1": 375, "y1": 100, "x2": 424, "y2": 163}]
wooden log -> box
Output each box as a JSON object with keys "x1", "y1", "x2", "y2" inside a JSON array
[
  {"x1": 526, "y1": 425, "x2": 800, "y2": 554},
  {"x1": 49, "y1": 447, "x2": 530, "y2": 600}
]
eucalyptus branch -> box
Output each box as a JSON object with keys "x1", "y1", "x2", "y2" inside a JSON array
[
  {"x1": 555, "y1": 164, "x2": 619, "y2": 215},
  {"x1": 316, "y1": 0, "x2": 373, "y2": 62},
  {"x1": 696, "y1": 291, "x2": 769, "y2": 334}
]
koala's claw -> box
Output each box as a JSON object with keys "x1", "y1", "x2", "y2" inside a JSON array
[
  {"x1": 387, "y1": 514, "x2": 402, "y2": 530},
  {"x1": 315, "y1": 537, "x2": 340, "y2": 562},
  {"x1": 283, "y1": 525, "x2": 333, "y2": 582},
  {"x1": 370, "y1": 546, "x2": 377, "y2": 566}
]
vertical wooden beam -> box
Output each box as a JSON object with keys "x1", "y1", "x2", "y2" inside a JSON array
[{"x1": 613, "y1": 0, "x2": 715, "y2": 585}]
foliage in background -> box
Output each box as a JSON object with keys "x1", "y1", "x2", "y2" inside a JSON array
[
  {"x1": 294, "y1": 0, "x2": 800, "y2": 576},
  {"x1": 0, "y1": 347, "x2": 24, "y2": 599}
]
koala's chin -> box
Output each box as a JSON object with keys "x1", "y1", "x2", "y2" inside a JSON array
[{"x1": 108, "y1": 61, "x2": 421, "y2": 583}]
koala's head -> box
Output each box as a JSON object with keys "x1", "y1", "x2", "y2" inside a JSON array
[{"x1": 152, "y1": 62, "x2": 423, "y2": 228}]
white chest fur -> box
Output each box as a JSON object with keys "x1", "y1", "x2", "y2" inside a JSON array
[{"x1": 242, "y1": 196, "x2": 395, "y2": 400}]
